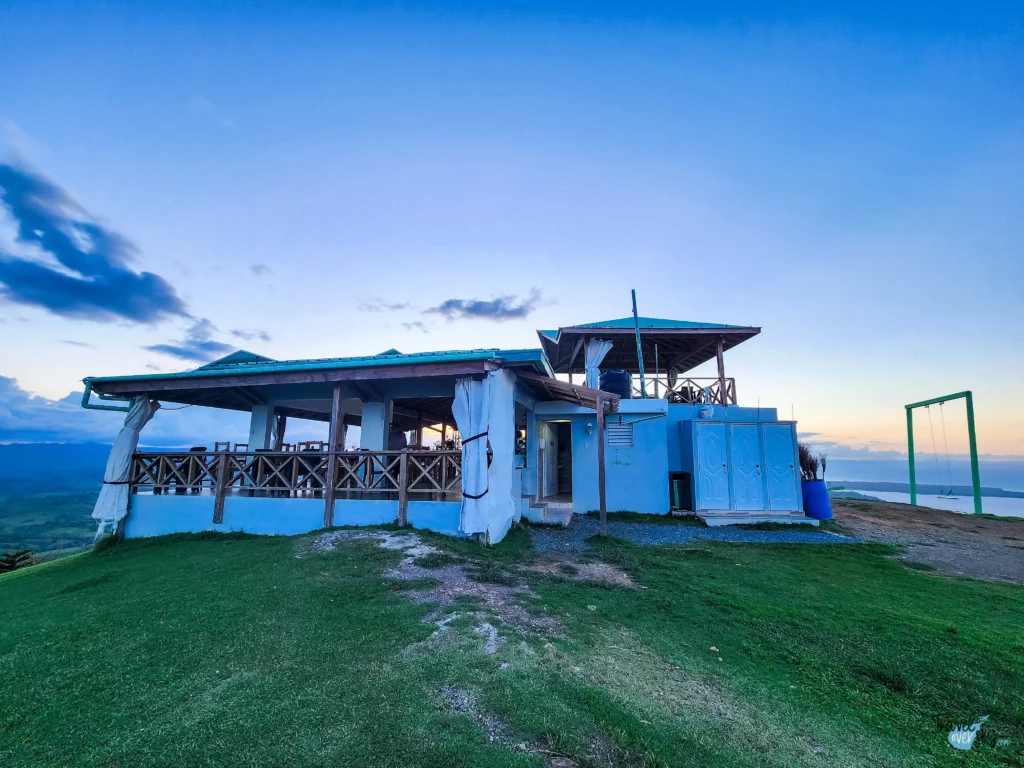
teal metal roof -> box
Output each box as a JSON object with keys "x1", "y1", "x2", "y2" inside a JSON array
[
  {"x1": 538, "y1": 317, "x2": 749, "y2": 338},
  {"x1": 537, "y1": 316, "x2": 760, "y2": 374},
  {"x1": 87, "y1": 347, "x2": 552, "y2": 386}
]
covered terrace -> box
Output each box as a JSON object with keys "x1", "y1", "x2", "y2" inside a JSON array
[{"x1": 83, "y1": 347, "x2": 618, "y2": 543}]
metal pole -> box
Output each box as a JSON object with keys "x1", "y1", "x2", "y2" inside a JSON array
[
  {"x1": 654, "y1": 343, "x2": 660, "y2": 398},
  {"x1": 596, "y1": 394, "x2": 608, "y2": 535},
  {"x1": 631, "y1": 289, "x2": 647, "y2": 398},
  {"x1": 965, "y1": 391, "x2": 983, "y2": 515},
  {"x1": 906, "y1": 406, "x2": 917, "y2": 506}
]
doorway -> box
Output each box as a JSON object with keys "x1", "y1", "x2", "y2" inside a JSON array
[{"x1": 538, "y1": 420, "x2": 573, "y2": 501}]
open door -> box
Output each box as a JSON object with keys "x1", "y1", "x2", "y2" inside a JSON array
[{"x1": 539, "y1": 422, "x2": 559, "y2": 498}]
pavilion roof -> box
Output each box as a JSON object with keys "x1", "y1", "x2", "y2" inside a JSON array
[{"x1": 537, "y1": 316, "x2": 760, "y2": 374}]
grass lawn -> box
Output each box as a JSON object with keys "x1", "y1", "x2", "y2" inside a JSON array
[{"x1": 1, "y1": 526, "x2": 1021, "y2": 767}]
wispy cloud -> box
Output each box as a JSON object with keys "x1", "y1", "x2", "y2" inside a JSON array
[
  {"x1": 143, "y1": 319, "x2": 235, "y2": 363},
  {"x1": 230, "y1": 328, "x2": 271, "y2": 343},
  {"x1": 249, "y1": 263, "x2": 271, "y2": 277},
  {"x1": 425, "y1": 289, "x2": 542, "y2": 322},
  {"x1": 0, "y1": 163, "x2": 189, "y2": 323},
  {"x1": 359, "y1": 299, "x2": 411, "y2": 313},
  {"x1": 61, "y1": 340, "x2": 95, "y2": 348},
  {"x1": 401, "y1": 321, "x2": 429, "y2": 333}
]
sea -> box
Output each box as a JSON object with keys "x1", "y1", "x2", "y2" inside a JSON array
[{"x1": 863, "y1": 491, "x2": 1024, "y2": 519}]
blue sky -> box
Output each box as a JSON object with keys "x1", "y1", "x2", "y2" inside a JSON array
[{"x1": 1, "y1": 1, "x2": 1022, "y2": 474}]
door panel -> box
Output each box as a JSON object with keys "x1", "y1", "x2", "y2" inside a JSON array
[
  {"x1": 763, "y1": 424, "x2": 799, "y2": 511},
  {"x1": 697, "y1": 423, "x2": 730, "y2": 510},
  {"x1": 541, "y1": 423, "x2": 559, "y2": 497},
  {"x1": 730, "y1": 424, "x2": 764, "y2": 511}
]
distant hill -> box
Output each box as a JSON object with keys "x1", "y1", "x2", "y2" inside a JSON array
[
  {"x1": 832, "y1": 480, "x2": 1024, "y2": 499},
  {"x1": 0, "y1": 443, "x2": 110, "y2": 499}
]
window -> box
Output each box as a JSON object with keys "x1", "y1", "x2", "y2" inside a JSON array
[{"x1": 607, "y1": 422, "x2": 634, "y2": 447}]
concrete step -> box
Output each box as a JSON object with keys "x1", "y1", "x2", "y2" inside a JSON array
[
  {"x1": 522, "y1": 497, "x2": 574, "y2": 527},
  {"x1": 697, "y1": 510, "x2": 816, "y2": 527}
]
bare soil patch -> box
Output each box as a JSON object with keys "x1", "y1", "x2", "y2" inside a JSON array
[
  {"x1": 832, "y1": 498, "x2": 1024, "y2": 583},
  {"x1": 527, "y1": 555, "x2": 637, "y2": 589}
]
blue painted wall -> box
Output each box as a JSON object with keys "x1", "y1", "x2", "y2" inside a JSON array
[
  {"x1": 532, "y1": 400, "x2": 671, "y2": 515},
  {"x1": 124, "y1": 494, "x2": 461, "y2": 538},
  {"x1": 407, "y1": 501, "x2": 462, "y2": 536},
  {"x1": 125, "y1": 494, "x2": 215, "y2": 538}
]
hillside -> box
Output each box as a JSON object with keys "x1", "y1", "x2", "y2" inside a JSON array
[{"x1": 1, "y1": 522, "x2": 1022, "y2": 767}]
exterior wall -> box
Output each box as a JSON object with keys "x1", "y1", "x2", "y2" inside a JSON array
[
  {"x1": 533, "y1": 399, "x2": 671, "y2": 515},
  {"x1": 123, "y1": 494, "x2": 462, "y2": 539}
]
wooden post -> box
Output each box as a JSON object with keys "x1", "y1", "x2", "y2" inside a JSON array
[
  {"x1": 273, "y1": 414, "x2": 287, "y2": 451},
  {"x1": 596, "y1": 395, "x2": 608, "y2": 536},
  {"x1": 397, "y1": 451, "x2": 409, "y2": 527},
  {"x1": 441, "y1": 422, "x2": 448, "y2": 449},
  {"x1": 213, "y1": 452, "x2": 229, "y2": 524},
  {"x1": 716, "y1": 337, "x2": 727, "y2": 406},
  {"x1": 323, "y1": 383, "x2": 344, "y2": 528}
]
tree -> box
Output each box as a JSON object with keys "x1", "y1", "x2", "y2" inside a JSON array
[{"x1": 0, "y1": 549, "x2": 35, "y2": 574}]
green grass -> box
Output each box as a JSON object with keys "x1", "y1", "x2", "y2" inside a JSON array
[{"x1": 1, "y1": 526, "x2": 1021, "y2": 767}]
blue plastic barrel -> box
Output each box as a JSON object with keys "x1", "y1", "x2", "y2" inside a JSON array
[
  {"x1": 598, "y1": 369, "x2": 632, "y2": 398},
  {"x1": 802, "y1": 480, "x2": 833, "y2": 520}
]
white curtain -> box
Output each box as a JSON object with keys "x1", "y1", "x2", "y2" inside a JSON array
[
  {"x1": 585, "y1": 338, "x2": 614, "y2": 389},
  {"x1": 92, "y1": 397, "x2": 160, "y2": 537},
  {"x1": 453, "y1": 376, "x2": 490, "y2": 536},
  {"x1": 452, "y1": 370, "x2": 518, "y2": 543},
  {"x1": 485, "y1": 369, "x2": 518, "y2": 543}
]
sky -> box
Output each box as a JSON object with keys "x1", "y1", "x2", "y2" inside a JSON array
[{"x1": 0, "y1": 2, "x2": 1022, "y2": 482}]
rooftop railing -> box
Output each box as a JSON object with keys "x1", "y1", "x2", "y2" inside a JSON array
[{"x1": 632, "y1": 376, "x2": 736, "y2": 405}]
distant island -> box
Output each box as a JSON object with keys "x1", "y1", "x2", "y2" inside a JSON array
[{"x1": 830, "y1": 481, "x2": 1024, "y2": 499}]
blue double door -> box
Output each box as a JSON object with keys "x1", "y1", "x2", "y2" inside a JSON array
[{"x1": 696, "y1": 422, "x2": 799, "y2": 512}]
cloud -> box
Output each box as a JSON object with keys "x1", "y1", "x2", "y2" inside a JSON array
[
  {"x1": 359, "y1": 299, "x2": 411, "y2": 313},
  {"x1": 0, "y1": 374, "x2": 249, "y2": 446},
  {"x1": 0, "y1": 375, "x2": 330, "y2": 447},
  {"x1": 230, "y1": 328, "x2": 271, "y2": 343},
  {"x1": 0, "y1": 163, "x2": 189, "y2": 323},
  {"x1": 143, "y1": 319, "x2": 236, "y2": 362},
  {"x1": 61, "y1": 340, "x2": 95, "y2": 348},
  {"x1": 401, "y1": 321, "x2": 429, "y2": 333},
  {"x1": 424, "y1": 289, "x2": 542, "y2": 322},
  {"x1": 249, "y1": 263, "x2": 271, "y2": 277}
]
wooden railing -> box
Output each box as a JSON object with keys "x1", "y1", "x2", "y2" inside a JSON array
[
  {"x1": 130, "y1": 450, "x2": 463, "y2": 524},
  {"x1": 632, "y1": 376, "x2": 736, "y2": 405}
]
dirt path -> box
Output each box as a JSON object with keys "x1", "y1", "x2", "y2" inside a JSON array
[{"x1": 832, "y1": 499, "x2": 1024, "y2": 583}]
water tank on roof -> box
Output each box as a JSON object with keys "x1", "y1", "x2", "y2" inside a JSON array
[{"x1": 599, "y1": 369, "x2": 632, "y2": 399}]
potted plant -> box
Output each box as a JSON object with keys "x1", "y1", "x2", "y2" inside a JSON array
[{"x1": 799, "y1": 442, "x2": 832, "y2": 520}]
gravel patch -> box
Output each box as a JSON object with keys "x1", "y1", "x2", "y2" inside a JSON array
[
  {"x1": 439, "y1": 686, "x2": 503, "y2": 743},
  {"x1": 531, "y1": 515, "x2": 860, "y2": 554}
]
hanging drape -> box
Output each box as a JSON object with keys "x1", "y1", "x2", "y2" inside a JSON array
[
  {"x1": 484, "y1": 369, "x2": 518, "y2": 543},
  {"x1": 453, "y1": 376, "x2": 490, "y2": 536},
  {"x1": 92, "y1": 397, "x2": 160, "y2": 537},
  {"x1": 585, "y1": 338, "x2": 614, "y2": 389},
  {"x1": 452, "y1": 370, "x2": 518, "y2": 543}
]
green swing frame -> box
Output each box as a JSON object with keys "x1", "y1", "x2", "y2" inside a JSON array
[{"x1": 905, "y1": 391, "x2": 982, "y2": 515}]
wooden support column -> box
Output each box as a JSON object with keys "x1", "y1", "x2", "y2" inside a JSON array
[
  {"x1": 273, "y1": 414, "x2": 287, "y2": 451},
  {"x1": 596, "y1": 395, "x2": 608, "y2": 536},
  {"x1": 441, "y1": 423, "x2": 448, "y2": 449},
  {"x1": 397, "y1": 451, "x2": 409, "y2": 527},
  {"x1": 323, "y1": 383, "x2": 344, "y2": 528},
  {"x1": 213, "y1": 453, "x2": 229, "y2": 524},
  {"x1": 716, "y1": 337, "x2": 727, "y2": 406}
]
